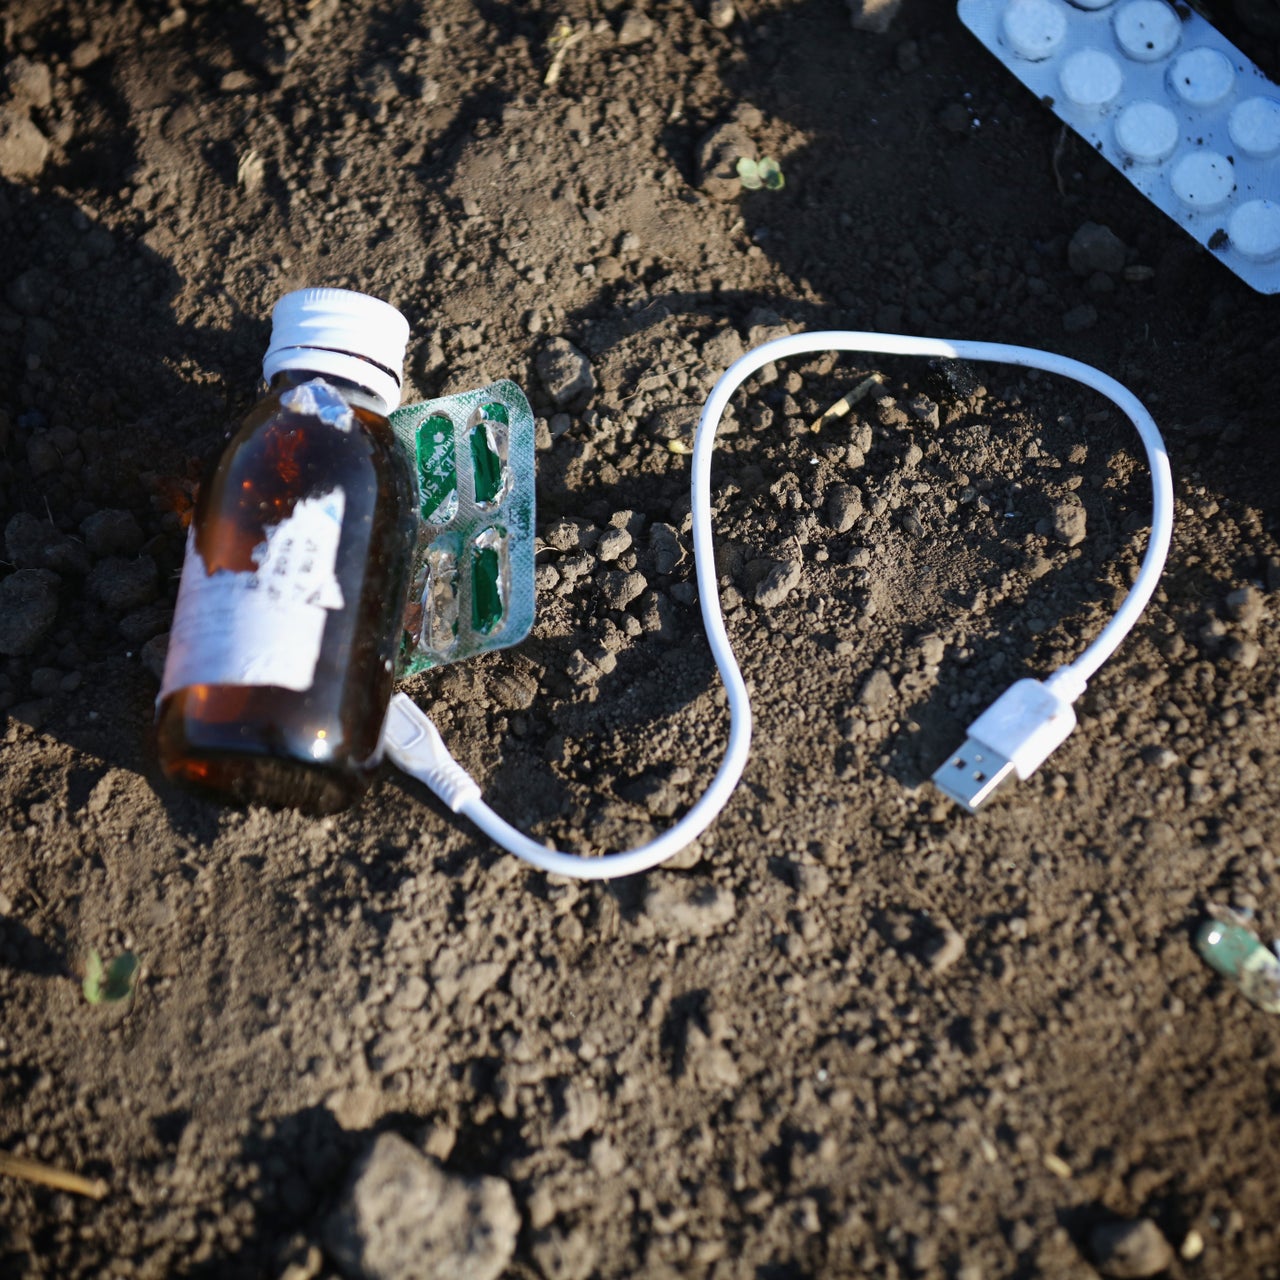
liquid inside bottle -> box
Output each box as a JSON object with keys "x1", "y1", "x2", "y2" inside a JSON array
[{"x1": 155, "y1": 289, "x2": 416, "y2": 813}]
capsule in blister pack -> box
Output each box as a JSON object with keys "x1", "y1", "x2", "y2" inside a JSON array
[{"x1": 390, "y1": 380, "x2": 535, "y2": 674}]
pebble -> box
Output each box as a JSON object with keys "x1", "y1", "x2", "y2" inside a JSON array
[
  {"x1": 0, "y1": 106, "x2": 49, "y2": 181},
  {"x1": 826, "y1": 483, "x2": 864, "y2": 534},
  {"x1": 5, "y1": 513, "x2": 90, "y2": 575},
  {"x1": 648, "y1": 523, "x2": 684, "y2": 574},
  {"x1": 536, "y1": 338, "x2": 595, "y2": 407},
  {"x1": 643, "y1": 879, "x2": 736, "y2": 938},
  {"x1": 753, "y1": 558, "x2": 801, "y2": 609},
  {"x1": 6, "y1": 57, "x2": 53, "y2": 111},
  {"x1": 86, "y1": 556, "x2": 159, "y2": 615},
  {"x1": 530, "y1": 1226, "x2": 597, "y2": 1280},
  {"x1": 701, "y1": 326, "x2": 745, "y2": 372},
  {"x1": 1068, "y1": 222, "x2": 1127, "y2": 277},
  {"x1": 695, "y1": 121, "x2": 755, "y2": 201},
  {"x1": 1089, "y1": 1218, "x2": 1174, "y2": 1279},
  {"x1": 325, "y1": 1133, "x2": 518, "y2": 1280},
  {"x1": 1226, "y1": 638, "x2": 1260, "y2": 670},
  {"x1": 0, "y1": 569, "x2": 59, "y2": 657},
  {"x1": 596, "y1": 528, "x2": 632, "y2": 562},
  {"x1": 1224, "y1": 585, "x2": 1263, "y2": 631},
  {"x1": 707, "y1": 0, "x2": 736, "y2": 29},
  {"x1": 1051, "y1": 497, "x2": 1087, "y2": 547},
  {"x1": 81, "y1": 509, "x2": 145, "y2": 559},
  {"x1": 858, "y1": 667, "x2": 895, "y2": 716},
  {"x1": 847, "y1": 0, "x2": 904, "y2": 34},
  {"x1": 926, "y1": 924, "x2": 966, "y2": 974},
  {"x1": 598, "y1": 569, "x2": 647, "y2": 610},
  {"x1": 617, "y1": 10, "x2": 656, "y2": 44},
  {"x1": 1061, "y1": 303, "x2": 1098, "y2": 333}
]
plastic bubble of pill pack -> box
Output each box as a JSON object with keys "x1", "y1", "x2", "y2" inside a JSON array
[
  {"x1": 389, "y1": 380, "x2": 536, "y2": 675},
  {"x1": 958, "y1": 0, "x2": 1280, "y2": 292}
]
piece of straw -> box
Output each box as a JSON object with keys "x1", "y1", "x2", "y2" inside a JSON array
[{"x1": 0, "y1": 1150, "x2": 108, "y2": 1199}]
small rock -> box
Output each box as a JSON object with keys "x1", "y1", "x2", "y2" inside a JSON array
[
  {"x1": 1068, "y1": 222, "x2": 1127, "y2": 277},
  {"x1": 926, "y1": 925, "x2": 966, "y2": 974},
  {"x1": 686, "y1": 1023, "x2": 741, "y2": 1089},
  {"x1": 29, "y1": 667, "x2": 62, "y2": 698},
  {"x1": 550, "y1": 1078, "x2": 601, "y2": 1143},
  {"x1": 695, "y1": 121, "x2": 755, "y2": 201},
  {"x1": 0, "y1": 570, "x2": 59, "y2": 657},
  {"x1": 826, "y1": 483, "x2": 864, "y2": 533},
  {"x1": 701, "y1": 326, "x2": 745, "y2": 372},
  {"x1": 1051, "y1": 496, "x2": 1087, "y2": 547},
  {"x1": 536, "y1": 338, "x2": 595, "y2": 407},
  {"x1": 5, "y1": 57, "x2": 54, "y2": 111},
  {"x1": 325, "y1": 1134, "x2": 519, "y2": 1280},
  {"x1": 643, "y1": 879, "x2": 736, "y2": 938},
  {"x1": 1226, "y1": 638, "x2": 1260, "y2": 670},
  {"x1": 1089, "y1": 1218, "x2": 1174, "y2": 1279},
  {"x1": 0, "y1": 107, "x2": 49, "y2": 181},
  {"x1": 141, "y1": 632, "x2": 169, "y2": 682},
  {"x1": 753, "y1": 558, "x2": 801, "y2": 609},
  {"x1": 847, "y1": 0, "x2": 903, "y2": 33},
  {"x1": 5, "y1": 513, "x2": 90, "y2": 575},
  {"x1": 917, "y1": 633, "x2": 946, "y2": 666},
  {"x1": 858, "y1": 667, "x2": 895, "y2": 716},
  {"x1": 219, "y1": 69, "x2": 255, "y2": 93},
  {"x1": 648, "y1": 524, "x2": 684, "y2": 574},
  {"x1": 1224, "y1": 585, "x2": 1263, "y2": 631},
  {"x1": 598, "y1": 569, "x2": 647, "y2": 610},
  {"x1": 792, "y1": 862, "x2": 830, "y2": 898},
  {"x1": 87, "y1": 556, "x2": 158, "y2": 615},
  {"x1": 596, "y1": 528, "x2": 632, "y2": 562},
  {"x1": 70, "y1": 41, "x2": 102, "y2": 71},
  {"x1": 906, "y1": 394, "x2": 939, "y2": 429},
  {"x1": 79, "y1": 506, "x2": 144, "y2": 558},
  {"x1": 616, "y1": 10, "x2": 655, "y2": 44},
  {"x1": 1140, "y1": 745, "x2": 1180, "y2": 770},
  {"x1": 707, "y1": 0, "x2": 736, "y2": 29},
  {"x1": 1062, "y1": 303, "x2": 1099, "y2": 333},
  {"x1": 531, "y1": 1225, "x2": 598, "y2": 1280}
]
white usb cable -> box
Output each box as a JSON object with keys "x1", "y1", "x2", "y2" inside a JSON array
[{"x1": 384, "y1": 331, "x2": 1174, "y2": 878}]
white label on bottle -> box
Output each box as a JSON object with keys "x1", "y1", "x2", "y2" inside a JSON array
[{"x1": 159, "y1": 489, "x2": 346, "y2": 698}]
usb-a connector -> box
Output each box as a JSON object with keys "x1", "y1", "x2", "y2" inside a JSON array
[
  {"x1": 931, "y1": 742, "x2": 1019, "y2": 811},
  {"x1": 931, "y1": 678, "x2": 1077, "y2": 813}
]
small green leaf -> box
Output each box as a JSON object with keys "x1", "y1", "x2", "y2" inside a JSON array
[
  {"x1": 736, "y1": 156, "x2": 762, "y2": 190},
  {"x1": 757, "y1": 156, "x2": 785, "y2": 190},
  {"x1": 83, "y1": 949, "x2": 138, "y2": 1005}
]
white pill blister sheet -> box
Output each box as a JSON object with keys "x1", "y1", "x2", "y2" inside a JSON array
[{"x1": 958, "y1": 0, "x2": 1280, "y2": 292}]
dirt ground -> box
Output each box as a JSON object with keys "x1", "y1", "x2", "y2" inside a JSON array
[{"x1": 2, "y1": 0, "x2": 1280, "y2": 1276}]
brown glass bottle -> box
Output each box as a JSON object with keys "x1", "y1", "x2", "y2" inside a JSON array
[{"x1": 156, "y1": 292, "x2": 417, "y2": 813}]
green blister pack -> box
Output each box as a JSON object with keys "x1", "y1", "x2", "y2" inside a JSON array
[{"x1": 390, "y1": 380, "x2": 536, "y2": 674}]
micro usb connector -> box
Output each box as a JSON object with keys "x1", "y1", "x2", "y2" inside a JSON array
[{"x1": 931, "y1": 678, "x2": 1078, "y2": 813}]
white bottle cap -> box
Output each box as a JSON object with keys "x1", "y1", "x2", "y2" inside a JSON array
[
  {"x1": 1114, "y1": 100, "x2": 1180, "y2": 163},
  {"x1": 1170, "y1": 150, "x2": 1234, "y2": 213},
  {"x1": 263, "y1": 287, "x2": 410, "y2": 413},
  {"x1": 1001, "y1": 0, "x2": 1068, "y2": 61},
  {"x1": 1168, "y1": 47, "x2": 1235, "y2": 109},
  {"x1": 1229, "y1": 200, "x2": 1280, "y2": 262},
  {"x1": 1060, "y1": 48, "x2": 1123, "y2": 110},
  {"x1": 1113, "y1": 0, "x2": 1180, "y2": 63},
  {"x1": 1229, "y1": 96, "x2": 1280, "y2": 160}
]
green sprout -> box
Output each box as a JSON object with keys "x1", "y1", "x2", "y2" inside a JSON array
[
  {"x1": 83, "y1": 950, "x2": 138, "y2": 1005},
  {"x1": 737, "y1": 156, "x2": 785, "y2": 191}
]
